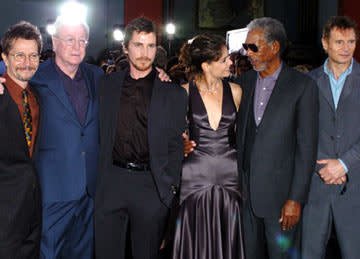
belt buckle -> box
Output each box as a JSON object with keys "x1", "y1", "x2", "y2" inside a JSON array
[{"x1": 127, "y1": 162, "x2": 138, "y2": 170}]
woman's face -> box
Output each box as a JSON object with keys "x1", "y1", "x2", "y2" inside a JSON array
[{"x1": 206, "y1": 46, "x2": 232, "y2": 78}]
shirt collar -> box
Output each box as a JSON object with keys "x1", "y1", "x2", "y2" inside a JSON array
[
  {"x1": 3, "y1": 72, "x2": 29, "y2": 98},
  {"x1": 323, "y1": 58, "x2": 353, "y2": 79},
  {"x1": 53, "y1": 58, "x2": 83, "y2": 81},
  {"x1": 257, "y1": 61, "x2": 283, "y2": 81},
  {"x1": 126, "y1": 68, "x2": 156, "y2": 84}
]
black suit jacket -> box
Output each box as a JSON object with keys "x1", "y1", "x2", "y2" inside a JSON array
[
  {"x1": 0, "y1": 84, "x2": 42, "y2": 258},
  {"x1": 235, "y1": 64, "x2": 319, "y2": 218},
  {"x1": 95, "y1": 69, "x2": 187, "y2": 208}
]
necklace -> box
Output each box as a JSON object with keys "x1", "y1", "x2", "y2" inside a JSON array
[{"x1": 197, "y1": 84, "x2": 220, "y2": 93}]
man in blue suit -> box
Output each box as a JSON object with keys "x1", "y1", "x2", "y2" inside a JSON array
[{"x1": 29, "y1": 16, "x2": 103, "y2": 258}]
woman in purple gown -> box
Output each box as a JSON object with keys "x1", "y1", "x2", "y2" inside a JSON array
[{"x1": 172, "y1": 34, "x2": 245, "y2": 259}]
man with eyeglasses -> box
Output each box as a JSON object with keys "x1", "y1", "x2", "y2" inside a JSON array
[
  {"x1": 0, "y1": 21, "x2": 42, "y2": 258},
  {"x1": 29, "y1": 16, "x2": 103, "y2": 258},
  {"x1": 235, "y1": 17, "x2": 319, "y2": 259},
  {"x1": 27, "y1": 16, "x2": 103, "y2": 258}
]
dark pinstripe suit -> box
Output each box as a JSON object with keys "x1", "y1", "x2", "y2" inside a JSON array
[{"x1": 0, "y1": 84, "x2": 42, "y2": 259}]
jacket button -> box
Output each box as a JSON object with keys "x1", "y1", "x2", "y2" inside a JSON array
[
  {"x1": 81, "y1": 132, "x2": 84, "y2": 136},
  {"x1": 81, "y1": 152, "x2": 86, "y2": 156},
  {"x1": 330, "y1": 136, "x2": 334, "y2": 140}
]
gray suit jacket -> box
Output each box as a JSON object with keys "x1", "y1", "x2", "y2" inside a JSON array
[
  {"x1": 307, "y1": 59, "x2": 360, "y2": 203},
  {"x1": 235, "y1": 64, "x2": 319, "y2": 218}
]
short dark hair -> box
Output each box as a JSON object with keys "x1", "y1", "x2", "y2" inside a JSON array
[
  {"x1": 1, "y1": 21, "x2": 43, "y2": 55},
  {"x1": 123, "y1": 17, "x2": 157, "y2": 48},
  {"x1": 179, "y1": 33, "x2": 226, "y2": 80},
  {"x1": 322, "y1": 16, "x2": 359, "y2": 40}
]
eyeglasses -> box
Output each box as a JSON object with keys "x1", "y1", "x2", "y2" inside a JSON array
[
  {"x1": 242, "y1": 43, "x2": 259, "y2": 53},
  {"x1": 55, "y1": 36, "x2": 89, "y2": 47},
  {"x1": 9, "y1": 53, "x2": 39, "y2": 62}
]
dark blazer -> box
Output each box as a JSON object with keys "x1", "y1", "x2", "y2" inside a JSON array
[
  {"x1": 0, "y1": 84, "x2": 42, "y2": 258},
  {"x1": 235, "y1": 64, "x2": 319, "y2": 218},
  {"x1": 30, "y1": 59, "x2": 103, "y2": 202},
  {"x1": 306, "y1": 60, "x2": 360, "y2": 203},
  {"x1": 95, "y1": 68, "x2": 187, "y2": 208}
]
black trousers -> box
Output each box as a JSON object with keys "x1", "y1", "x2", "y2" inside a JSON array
[
  {"x1": 242, "y1": 198, "x2": 301, "y2": 259},
  {"x1": 95, "y1": 165, "x2": 169, "y2": 259}
]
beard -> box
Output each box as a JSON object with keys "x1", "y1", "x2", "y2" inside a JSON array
[
  {"x1": 249, "y1": 58, "x2": 266, "y2": 72},
  {"x1": 15, "y1": 66, "x2": 37, "y2": 81},
  {"x1": 131, "y1": 57, "x2": 153, "y2": 72}
]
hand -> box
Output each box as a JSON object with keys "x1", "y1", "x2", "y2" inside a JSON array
[
  {"x1": 0, "y1": 77, "x2": 5, "y2": 95},
  {"x1": 159, "y1": 239, "x2": 167, "y2": 250},
  {"x1": 156, "y1": 67, "x2": 171, "y2": 82},
  {"x1": 183, "y1": 132, "x2": 196, "y2": 157},
  {"x1": 279, "y1": 200, "x2": 301, "y2": 230},
  {"x1": 317, "y1": 159, "x2": 346, "y2": 184}
]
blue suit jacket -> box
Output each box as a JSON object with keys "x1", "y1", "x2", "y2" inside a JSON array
[{"x1": 30, "y1": 58, "x2": 103, "y2": 202}]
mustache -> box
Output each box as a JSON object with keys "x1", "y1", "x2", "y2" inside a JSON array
[
  {"x1": 136, "y1": 57, "x2": 151, "y2": 62},
  {"x1": 17, "y1": 66, "x2": 37, "y2": 70}
]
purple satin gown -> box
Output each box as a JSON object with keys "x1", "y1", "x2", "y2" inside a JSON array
[{"x1": 172, "y1": 80, "x2": 245, "y2": 259}]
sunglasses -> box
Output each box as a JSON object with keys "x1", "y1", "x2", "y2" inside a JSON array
[{"x1": 242, "y1": 43, "x2": 258, "y2": 53}]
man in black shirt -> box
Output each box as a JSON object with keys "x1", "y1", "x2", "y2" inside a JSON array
[{"x1": 94, "y1": 17, "x2": 187, "y2": 259}]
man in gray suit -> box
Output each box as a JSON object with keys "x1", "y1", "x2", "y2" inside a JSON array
[{"x1": 302, "y1": 16, "x2": 360, "y2": 259}]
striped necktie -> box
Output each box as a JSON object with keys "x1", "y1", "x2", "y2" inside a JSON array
[{"x1": 22, "y1": 90, "x2": 32, "y2": 150}]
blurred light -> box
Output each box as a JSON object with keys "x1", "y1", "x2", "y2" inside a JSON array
[
  {"x1": 166, "y1": 23, "x2": 176, "y2": 35},
  {"x1": 46, "y1": 24, "x2": 56, "y2": 35},
  {"x1": 113, "y1": 29, "x2": 124, "y2": 41},
  {"x1": 59, "y1": 1, "x2": 87, "y2": 25}
]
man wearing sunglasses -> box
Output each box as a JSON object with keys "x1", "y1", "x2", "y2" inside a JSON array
[
  {"x1": 235, "y1": 17, "x2": 319, "y2": 259},
  {"x1": 302, "y1": 16, "x2": 360, "y2": 259}
]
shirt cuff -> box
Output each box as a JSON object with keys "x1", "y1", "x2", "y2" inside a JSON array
[{"x1": 338, "y1": 159, "x2": 349, "y2": 173}]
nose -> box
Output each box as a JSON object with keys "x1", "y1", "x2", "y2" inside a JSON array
[
  {"x1": 23, "y1": 56, "x2": 31, "y2": 65},
  {"x1": 344, "y1": 42, "x2": 352, "y2": 52},
  {"x1": 72, "y1": 40, "x2": 81, "y2": 50},
  {"x1": 246, "y1": 49, "x2": 255, "y2": 57}
]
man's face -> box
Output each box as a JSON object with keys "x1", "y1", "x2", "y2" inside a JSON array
[
  {"x1": 52, "y1": 24, "x2": 88, "y2": 68},
  {"x1": 244, "y1": 29, "x2": 278, "y2": 72},
  {"x1": 2, "y1": 38, "x2": 39, "y2": 86},
  {"x1": 124, "y1": 31, "x2": 157, "y2": 73},
  {"x1": 322, "y1": 27, "x2": 356, "y2": 66}
]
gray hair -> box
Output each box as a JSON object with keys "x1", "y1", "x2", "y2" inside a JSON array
[
  {"x1": 247, "y1": 17, "x2": 287, "y2": 55},
  {"x1": 53, "y1": 16, "x2": 90, "y2": 39}
]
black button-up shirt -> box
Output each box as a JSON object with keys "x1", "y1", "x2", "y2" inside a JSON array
[
  {"x1": 54, "y1": 59, "x2": 89, "y2": 125},
  {"x1": 112, "y1": 69, "x2": 156, "y2": 164}
]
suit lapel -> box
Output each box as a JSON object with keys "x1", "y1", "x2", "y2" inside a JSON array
[
  {"x1": 42, "y1": 62, "x2": 80, "y2": 124},
  {"x1": 337, "y1": 63, "x2": 360, "y2": 109},
  {"x1": 2, "y1": 85, "x2": 30, "y2": 156},
  {"x1": 147, "y1": 78, "x2": 162, "y2": 153},
  {"x1": 240, "y1": 72, "x2": 257, "y2": 144},
  {"x1": 82, "y1": 65, "x2": 95, "y2": 127},
  {"x1": 317, "y1": 71, "x2": 335, "y2": 112},
  {"x1": 108, "y1": 71, "x2": 125, "y2": 146}
]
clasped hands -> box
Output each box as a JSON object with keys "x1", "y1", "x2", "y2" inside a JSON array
[{"x1": 317, "y1": 158, "x2": 347, "y2": 185}]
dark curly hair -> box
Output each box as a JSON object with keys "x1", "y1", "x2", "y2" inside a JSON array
[{"x1": 179, "y1": 33, "x2": 226, "y2": 80}]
